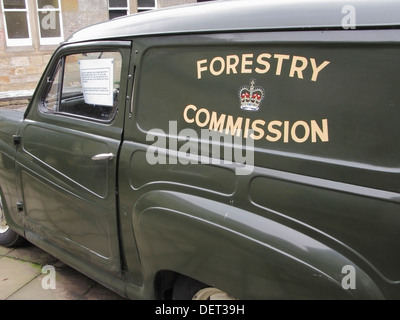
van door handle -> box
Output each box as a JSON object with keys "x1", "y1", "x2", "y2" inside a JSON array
[{"x1": 91, "y1": 153, "x2": 115, "y2": 161}]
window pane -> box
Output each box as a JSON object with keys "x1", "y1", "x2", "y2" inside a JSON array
[
  {"x1": 38, "y1": 11, "x2": 61, "y2": 38},
  {"x1": 109, "y1": 10, "x2": 127, "y2": 19},
  {"x1": 109, "y1": 0, "x2": 127, "y2": 8},
  {"x1": 138, "y1": 0, "x2": 155, "y2": 7},
  {"x1": 3, "y1": 0, "x2": 26, "y2": 10},
  {"x1": 37, "y1": 0, "x2": 59, "y2": 9},
  {"x1": 45, "y1": 52, "x2": 123, "y2": 121},
  {"x1": 5, "y1": 12, "x2": 29, "y2": 39},
  {"x1": 42, "y1": 60, "x2": 62, "y2": 113}
]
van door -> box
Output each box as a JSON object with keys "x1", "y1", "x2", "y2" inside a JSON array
[{"x1": 15, "y1": 41, "x2": 131, "y2": 273}]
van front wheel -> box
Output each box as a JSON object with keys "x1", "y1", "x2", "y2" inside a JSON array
[
  {"x1": 172, "y1": 276, "x2": 237, "y2": 300},
  {"x1": 0, "y1": 195, "x2": 25, "y2": 247}
]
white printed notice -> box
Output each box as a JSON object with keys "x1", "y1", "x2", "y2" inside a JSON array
[{"x1": 79, "y1": 59, "x2": 114, "y2": 106}]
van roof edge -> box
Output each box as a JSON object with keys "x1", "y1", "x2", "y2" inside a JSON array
[{"x1": 64, "y1": 0, "x2": 400, "y2": 44}]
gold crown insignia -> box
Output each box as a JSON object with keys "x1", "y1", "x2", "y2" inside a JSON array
[{"x1": 239, "y1": 80, "x2": 265, "y2": 111}]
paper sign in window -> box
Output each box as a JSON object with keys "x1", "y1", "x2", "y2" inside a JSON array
[{"x1": 79, "y1": 59, "x2": 114, "y2": 107}]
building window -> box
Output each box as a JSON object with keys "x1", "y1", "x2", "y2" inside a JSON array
[
  {"x1": 36, "y1": 0, "x2": 64, "y2": 45},
  {"x1": 138, "y1": 0, "x2": 157, "y2": 12},
  {"x1": 1, "y1": 0, "x2": 32, "y2": 46},
  {"x1": 108, "y1": 0, "x2": 129, "y2": 19}
]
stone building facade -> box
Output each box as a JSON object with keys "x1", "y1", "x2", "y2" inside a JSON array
[{"x1": 0, "y1": 0, "x2": 208, "y2": 93}]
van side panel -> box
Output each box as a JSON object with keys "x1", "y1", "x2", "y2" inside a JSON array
[{"x1": 119, "y1": 30, "x2": 400, "y2": 298}]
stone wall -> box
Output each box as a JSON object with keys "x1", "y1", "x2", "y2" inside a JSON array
[
  {"x1": 0, "y1": 0, "x2": 109, "y2": 92},
  {"x1": 62, "y1": 0, "x2": 109, "y2": 43},
  {"x1": 0, "y1": 54, "x2": 52, "y2": 92}
]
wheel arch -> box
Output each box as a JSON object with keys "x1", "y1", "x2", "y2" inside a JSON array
[{"x1": 132, "y1": 191, "x2": 385, "y2": 300}]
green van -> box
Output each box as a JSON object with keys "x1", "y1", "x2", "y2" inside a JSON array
[{"x1": 1, "y1": 0, "x2": 400, "y2": 300}]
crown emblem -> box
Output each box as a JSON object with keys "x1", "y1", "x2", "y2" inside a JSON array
[{"x1": 239, "y1": 80, "x2": 265, "y2": 111}]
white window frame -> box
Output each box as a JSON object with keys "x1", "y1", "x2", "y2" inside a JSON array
[
  {"x1": 1, "y1": 0, "x2": 33, "y2": 47},
  {"x1": 36, "y1": 0, "x2": 64, "y2": 45},
  {"x1": 108, "y1": 0, "x2": 130, "y2": 19},
  {"x1": 138, "y1": 0, "x2": 158, "y2": 12}
]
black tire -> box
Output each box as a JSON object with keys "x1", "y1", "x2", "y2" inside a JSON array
[
  {"x1": 172, "y1": 276, "x2": 208, "y2": 300},
  {"x1": 172, "y1": 276, "x2": 238, "y2": 300},
  {"x1": 0, "y1": 195, "x2": 26, "y2": 247}
]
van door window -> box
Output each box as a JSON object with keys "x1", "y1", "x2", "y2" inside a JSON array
[{"x1": 41, "y1": 51, "x2": 122, "y2": 122}]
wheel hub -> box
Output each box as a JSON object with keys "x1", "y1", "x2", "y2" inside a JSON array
[{"x1": 192, "y1": 288, "x2": 237, "y2": 300}]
